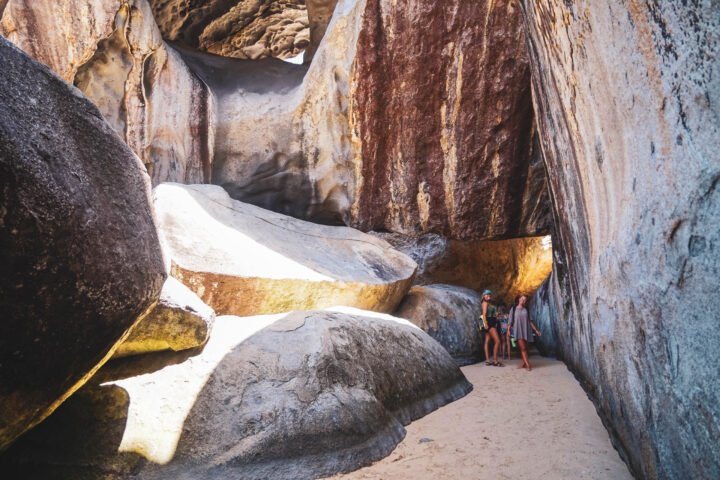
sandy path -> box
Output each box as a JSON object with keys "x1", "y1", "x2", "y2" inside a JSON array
[{"x1": 327, "y1": 353, "x2": 632, "y2": 479}]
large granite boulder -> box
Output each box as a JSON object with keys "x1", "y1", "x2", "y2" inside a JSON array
[
  {"x1": 114, "y1": 277, "x2": 215, "y2": 358},
  {"x1": 154, "y1": 183, "x2": 417, "y2": 315},
  {"x1": 524, "y1": 1, "x2": 720, "y2": 478},
  {"x1": 0, "y1": 37, "x2": 166, "y2": 450},
  {"x1": 1, "y1": 0, "x2": 215, "y2": 185},
  {"x1": 0, "y1": 310, "x2": 472, "y2": 479},
  {"x1": 374, "y1": 232, "x2": 553, "y2": 305},
  {"x1": 394, "y1": 285, "x2": 483, "y2": 365}
]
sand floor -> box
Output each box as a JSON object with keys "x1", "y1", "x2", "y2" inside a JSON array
[{"x1": 327, "y1": 352, "x2": 632, "y2": 480}]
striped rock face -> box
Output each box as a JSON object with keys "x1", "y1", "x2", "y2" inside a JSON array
[{"x1": 350, "y1": 0, "x2": 548, "y2": 239}]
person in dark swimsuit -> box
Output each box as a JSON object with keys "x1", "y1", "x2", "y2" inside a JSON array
[{"x1": 481, "y1": 290, "x2": 503, "y2": 366}]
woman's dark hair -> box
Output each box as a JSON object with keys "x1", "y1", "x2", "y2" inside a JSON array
[{"x1": 513, "y1": 295, "x2": 520, "y2": 306}]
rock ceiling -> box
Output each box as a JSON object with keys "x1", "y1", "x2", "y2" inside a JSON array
[{"x1": 148, "y1": 0, "x2": 310, "y2": 60}]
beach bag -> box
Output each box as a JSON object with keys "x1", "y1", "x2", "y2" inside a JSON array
[{"x1": 478, "y1": 314, "x2": 488, "y2": 331}]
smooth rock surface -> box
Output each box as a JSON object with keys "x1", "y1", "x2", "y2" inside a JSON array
[
  {"x1": 154, "y1": 183, "x2": 417, "y2": 315},
  {"x1": 394, "y1": 285, "x2": 483, "y2": 365},
  {"x1": 524, "y1": 1, "x2": 720, "y2": 478},
  {"x1": 1, "y1": 0, "x2": 215, "y2": 185},
  {"x1": 0, "y1": 37, "x2": 165, "y2": 450},
  {"x1": 375, "y1": 232, "x2": 553, "y2": 305},
  {"x1": 114, "y1": 277, "x2": 215, "y2": 358},
  {"x1": 0, "y1": 310, "x2": 472, "y2": 479}
]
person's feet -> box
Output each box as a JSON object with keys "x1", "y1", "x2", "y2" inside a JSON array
[{"x1": 516, "y1": 364, "x2": 525, "y2": 369}]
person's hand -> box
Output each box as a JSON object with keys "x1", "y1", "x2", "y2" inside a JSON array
[{"x1": 536, "y1": 330, "x2": 542, "y2": 337}]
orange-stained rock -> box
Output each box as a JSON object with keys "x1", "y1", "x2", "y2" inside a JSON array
[{"x1": 374, "y1": 233, "x2": 553, "y2": 306}]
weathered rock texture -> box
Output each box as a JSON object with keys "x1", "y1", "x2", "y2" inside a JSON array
[
  {"x1": 154, "y1": 183, "x2": 417, "y2": 315},
  {"x1": 0, "y1": 0, "x2": 214, "y2": 185},
  {"x1": 394, "y1": 285, "x2": 483, "y2": 365},
  {"x1": 181, "y1": 0, "x2": 550, "y2": 239},
  {"x1": 114, "y1": 277, "x2": 215, "y2": 358},
  {"x1": 147, "y1": 0, "x2": 310, "y2": 60},
  {"x1": 375, "y1": 232, "x2": 553, "y2": 305},
  {"x1": 528, "y1": 273, "x2": 558, "y2": 358},
  {"x1": 351, "y1": 0, "x2": 547, "y2": 239},
  {"x1": 524, "y1": 1, "x2": 720, "y2": 478},
  {"x1": 0, "y1": 310, "x2": 472, "y2": 479},
  {"x1": 0, "y1": 37, "x2": 165, "y2": 450}
]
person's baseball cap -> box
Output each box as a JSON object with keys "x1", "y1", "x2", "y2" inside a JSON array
[{"x1": 482, "y1": 290, "x2": 492, "y2": 295}]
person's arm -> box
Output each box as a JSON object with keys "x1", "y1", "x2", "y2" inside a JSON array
[
  {"x1": 509, "y1": 307, "x2": 515, "y2": 327},
  {"x1": 481, "y1": 301, "x2": 488, "y2": 329},
  {"x1": 530, "y1": 321, "x2": 542, "y2": 336}
]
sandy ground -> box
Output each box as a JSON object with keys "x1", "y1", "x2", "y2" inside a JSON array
[{"x1": 327, "y1": 351, "x2": 632, "y2": 480}]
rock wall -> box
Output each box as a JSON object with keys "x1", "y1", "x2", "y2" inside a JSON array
[
  {"x1": 523, "y1": 1, "x2": 720, "y2": 478},
  {"x1": 0, "y1": 0, "x2": 214, "y2": 185},
  {"x1": 2, "y1": 0, "x2": 550, "y2": 240},
  {"x1": 351, "y1": 0, "x2": 547, "y2": 239},
  {"x1": 194, "y1": 0, "x2": 550, "y2": 239}
]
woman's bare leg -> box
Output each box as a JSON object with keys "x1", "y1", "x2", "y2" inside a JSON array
[
  {"x1": 505, "y1": 333, "x2": 512, "y2": 359},
  {"x1": 484, "y1": 332, "x2": 491, "y2": 364},
  {"x1": 518, "y1": 339, "x2": 531, "y2": 370},
  {"x1": 490, "y1": 328, "x2": 501, "y2": 364}
]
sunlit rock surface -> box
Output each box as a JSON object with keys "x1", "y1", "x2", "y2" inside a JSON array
[
  {"x1": 0, "y1": 310, "x2": 472, "y2": 479},
  {"x1": 0, "y1": 0, "x2": 214, "y2": 185},
  {"x1": 0, "y1": 37, "x2": 165, "y2": 451},
  {"x1": 154, "y1": 183, "x2": 417, "y2": 315},
  {"x1": 374, "y1": 233, "x2": 553, "y2": 305},
  {"x1": 395, "y1": 285, "x2": 483, "y2": 365},
  {"x1": 524, "y1": 1, "x2": 720, "y2": 478},
  {"x1": 114, "y1": 277, "x2": 215, "y2": 358}
]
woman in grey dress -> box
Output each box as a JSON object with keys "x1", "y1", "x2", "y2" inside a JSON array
[{"x1": 509, "y1": 294, "x2": 541, "y2": 371}]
